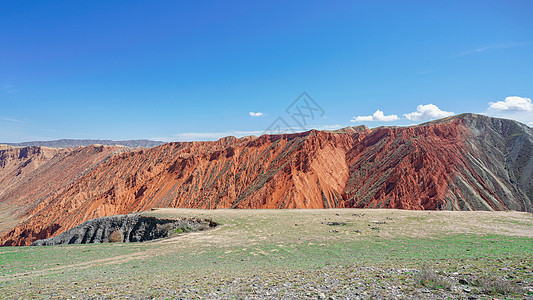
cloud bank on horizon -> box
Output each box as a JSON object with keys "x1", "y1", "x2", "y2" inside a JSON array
[
  {"x1": 489, "y1": 96, "x2": 533, "y2": 112},
  {"x1": 404, "y1": 104, "x2": 454, "y2": 121},
  {"x1": 351, "y1": 110, "x2": 398, "y2": 122},
  {"x1": 350, "y1": 103, "x2": 454, "y2": 122},
  {"x1": 349, "y1": 96, "x2": 533, "y2": 125},
  {"x1": 169, "y1": 96, "x2": 532, "y2": 142},
  {"x1": 483, "y1": 96, "x2": 533, "y2": 128}
]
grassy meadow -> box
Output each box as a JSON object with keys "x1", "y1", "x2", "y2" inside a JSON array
[{"x1": 1, "y1": 208, "x2": 532, "y2": 299}]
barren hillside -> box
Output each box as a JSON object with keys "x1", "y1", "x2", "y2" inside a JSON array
[{"x1": 0, "y1": 114, "x2": 531, "y2": 246}]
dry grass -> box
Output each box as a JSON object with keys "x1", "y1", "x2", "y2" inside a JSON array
[
  {"x1": 417, "y1": 264, "x2": 452, "y2": 290},
  {"x1": 475, "y1": 277, "x2": 524, "y2": 295},
  {"x1": 0, "y1": 208, "x2": 531, "y2": 298},
  {"x1": 145, "y1": 208, "x2": 533, "y2": 245}
]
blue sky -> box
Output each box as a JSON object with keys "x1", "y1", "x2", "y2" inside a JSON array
[{"x1": 1, "y1": 0, "x2": 532, "y2": 142}]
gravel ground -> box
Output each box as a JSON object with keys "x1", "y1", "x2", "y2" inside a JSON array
[
  {"x1": 1, "y1": 208, "x2": 532, "y2": 299},
  {"x1": 3, "y1": 264, "x2": 531, "y2": 299}
]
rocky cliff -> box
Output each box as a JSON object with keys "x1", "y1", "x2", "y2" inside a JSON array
[
  {"x1": 0, "y1": 145, "x2": 130, "y2": 236},
  {"x1": 31, "y1": 214, "x2": 216, "y2": 246},
  {"x1": 0, "y1": 114, "x2": 531, "y2": 246}
]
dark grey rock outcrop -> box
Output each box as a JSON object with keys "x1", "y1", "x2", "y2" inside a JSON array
[{"x1": 31, "y1": 214, "x2": 217, "y2": 246}]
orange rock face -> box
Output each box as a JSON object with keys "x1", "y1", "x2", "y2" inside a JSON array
[
  {"x1": 0, "y1": 145, "x2": 129, "y2": 239},
  {"x1": 1, "y1": 114, "x2": 531, "y2": 246}
]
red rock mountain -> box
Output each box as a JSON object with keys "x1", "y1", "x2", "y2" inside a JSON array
[{"x1": 1, "y1": 114, "x2": 531, "y2": 246}]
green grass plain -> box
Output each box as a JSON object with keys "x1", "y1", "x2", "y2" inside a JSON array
[{"x1": 1, "y1": 208, "x2": 532, "y2": 299}]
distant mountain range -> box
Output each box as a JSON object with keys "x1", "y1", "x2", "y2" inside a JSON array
[
  {"x1": 3, "y1": 139, "x2": 165, "y2": 148},
  {"x1": 0, "y1": 113, "x2": 532, "y2": 246}
]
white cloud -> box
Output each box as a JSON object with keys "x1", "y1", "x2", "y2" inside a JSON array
[
  {"x1": 1, "y1": 84, "x2": 20, "y2": 94},
  {"x1": 458, "y1": 42, "x2": 529, "y2": 56},
  {"x1": 489, "y1": 96, "x2": 533, "y2": 112},
  {"x1": 404, "y1": 104, "x2": 454, "y2": 121},
  {"x1": 153, "y1": 130, "x2": 264, "y2": 142},
  {"x1": 249, "y1": 112, "x2": 265, "y2": 117},
  {"x1": 0, "y1": 117, "x2": 24, "y2": 123},
  {"x1": 314, "y1": 124, "x2": 342, "y2": 130},
  {"x1": 351, "y1": 110, "x2": 399, "y2": 122}
]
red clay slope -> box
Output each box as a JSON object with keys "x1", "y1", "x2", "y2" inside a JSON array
[
  {"x1": 1, "y1": 113, "x2": 531, "y2": 246},
  {"x1": 0, "y1": 145, "x2": 130, "y2": 235}
]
